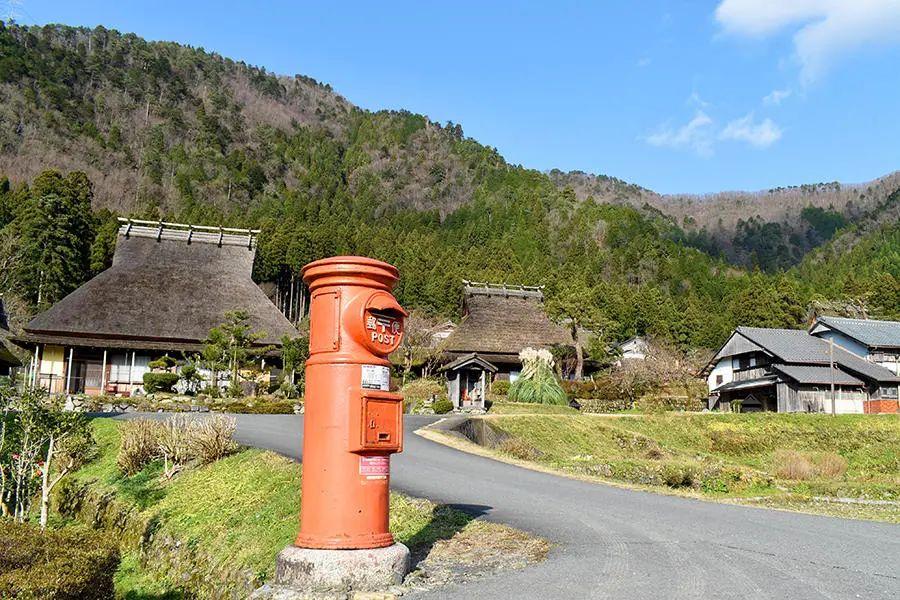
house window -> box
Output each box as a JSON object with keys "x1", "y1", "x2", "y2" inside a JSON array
[
  {"x1": 716, "y1": 375, "x2": 724, "y2": 385},
  {"x1": 879, "y1": 386, "x2": 899, "y2": 399},
  {"x1": 734, "y1": 355, "x2": 753, "y2": 370}
]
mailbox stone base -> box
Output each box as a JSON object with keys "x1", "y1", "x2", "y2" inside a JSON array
[{"x1": 272, "y1": 543, "x2": 410, "y2": 593}]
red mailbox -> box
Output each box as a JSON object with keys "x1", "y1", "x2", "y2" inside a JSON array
[{"x1": 295, "y1": 256, "x2": 407, "y2": 550}]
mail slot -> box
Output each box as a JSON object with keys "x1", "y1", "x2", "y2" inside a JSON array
[
  {"x1": 294, "y1": 256, "x2": 408, "y2": 551},
  {"x1": 350, "y1": 391, "x2": 403, "y2": 453}
]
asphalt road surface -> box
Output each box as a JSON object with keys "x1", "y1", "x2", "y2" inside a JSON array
[{"x1": 178, "y1": 414, "x2": 899, "y2": 599}]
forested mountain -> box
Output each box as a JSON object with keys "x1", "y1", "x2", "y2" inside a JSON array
[
  {"x1": 549, "y1": 169, "x2": 900, "y2": 271},
  {"x1": 0, "y1": 21, "x2": 897, "y2": 355}
]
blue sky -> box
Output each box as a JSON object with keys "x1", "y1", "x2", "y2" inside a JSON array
[{"x1": 10, "y1": 1, "x2": 900, "y2": 194}]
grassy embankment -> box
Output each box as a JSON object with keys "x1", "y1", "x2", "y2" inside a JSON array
[
  {"x1": 66, "y1": 419, "x2": 548, "y2": 598},
  {"x1": 488, "y1": 402, "x2": 579, "y2": 415},
  {"x1": 465, "y1": 413, "x2": 899, "y2": 522}
]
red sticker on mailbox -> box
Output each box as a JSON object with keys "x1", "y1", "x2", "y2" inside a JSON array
[{"x1": 359, "y1": 455, "x2": 390, "y2": 478}]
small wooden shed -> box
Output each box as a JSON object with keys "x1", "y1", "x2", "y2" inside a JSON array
[{"x1": 442, "y1": 353, "x2": 498, "y2": 410}]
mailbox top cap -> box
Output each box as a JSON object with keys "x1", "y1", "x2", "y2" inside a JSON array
[{"x1": 301, "y1": 256, "x2": 399, "y2": 291}]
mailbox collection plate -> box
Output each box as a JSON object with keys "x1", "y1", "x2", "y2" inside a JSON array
[{"x1": 349, "y1": 390, "x2": 403, "y2": 454}]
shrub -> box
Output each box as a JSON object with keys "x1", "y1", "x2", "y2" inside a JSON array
[
  {"x1": 189, "y1": 416, "x2": 237, "y2": 465},
  {"x1": 491, "y1": 380, "x2": 510, "y2": 395},
  {"x1": 148, "y1": 355, "x2": 178, "y2": 370},
  {"x1": 116, "y1": 416, "x2": 239, "y2": 476},
  {"x1": 156, "y1": 416, "x2": 192, "y2": 478},
  {"x1": 0, "y1": 521, "x2": 120, "y2": 599},
  {"x1": 142, "y1": 372, "x2": 179, "y2": 394},
  {"x1": 634, "y1": 395, "x2": 703, "y2": 413},
  {"x1": 432, "y1": 397, "x2": 454, "y2": 414},
  {"x1": 814, "y1": 452, "x2": 848, "y2": 479},
  {"x1": 117, "y1": 419, "x2": 161, "y2": 475},
  {"x1": 400, "y1": 378, "x2": 447, "y2": 413},
  {"x1": 508, "y1": 348, "x2": 568, "y2": 405},
  {"x1": 211, "y1": 400, "x2": 296, "y2": 414},
  {"x1": 774, "y1": 450, "x2": 815, "y2": 480}
]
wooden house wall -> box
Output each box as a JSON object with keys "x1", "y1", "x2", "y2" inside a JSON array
[{"x1": 777, "y1": 382, "x2": 867, "y2": 413}]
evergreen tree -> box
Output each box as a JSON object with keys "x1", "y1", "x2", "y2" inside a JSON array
[{"x1": 14, "y1": 171, "x2": 94, "y2": 308}]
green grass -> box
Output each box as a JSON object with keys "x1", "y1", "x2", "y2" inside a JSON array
[
  {"x1": 489, "y1": 402, "x2": 579, "y2": 415},
  {"x1": 72, "y1": 419, "x2": 532, "y2": 597},
  {"x1": 486, "y1": 413, "x2": 900, "y2": 521},
  {"x1": 114, "y1": 552, "x2": 184, "y2": 600}
]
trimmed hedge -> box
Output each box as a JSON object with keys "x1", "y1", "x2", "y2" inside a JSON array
[
  {"x1": 0, "y1": 521, "x2": 119, "y2": 599},
  {"x1": 432, "y1": 397, "x2": 454, "y2": 414},
  {"x1": 634, "y1": 395, "x2": 704, "y2": 413},
  {"x1": 210, "y1": 401, "x2": 297, "y2": 414},
  {"x1": 142, "y1": 372, "x2": 179, "y2": 394}
]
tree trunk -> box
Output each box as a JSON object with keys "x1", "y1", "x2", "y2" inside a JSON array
[
  {"x1": 40, "y1": 435, "x2": 55, "y2": 530},
  {"x1": 573, "y1": 323, "x2": 584, "y2": 381}
]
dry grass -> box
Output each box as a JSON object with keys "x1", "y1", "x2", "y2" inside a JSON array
[
  {"x1": 774, "y1": 450, "x2": 848, "y2": 481},
  {"x1": 188, "y1": 416, "x2": 237, "y2": 465},
  {"x1": 116, "y1": 420, "x2": 160, "y2": 476},
  {"x1": 116, "y1": 416, "x2": 237, "y2": 478},
  {"x1": 426, "y1": 520, "x2": 550, "y2": 567},
  {"x1": 774, "y1": 450, "x2": 816, "y2": 480},
  {"x1": 497, "y1": 438, "x2": 542, "y2": 461}
]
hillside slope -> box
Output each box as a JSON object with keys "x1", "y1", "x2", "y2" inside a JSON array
[
  {"x1": 0, "y1": 21, "x2": 897, "y2": 352},
  {"x1": 550, "y1": 169, "x2": 900, "y2": 270}
]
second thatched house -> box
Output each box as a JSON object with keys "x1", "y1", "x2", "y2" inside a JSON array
[
  {"x1": 439, "y1": 281, "x2": 572, "y2": 409},
  {"x1": 15, "y1": 219, "x2": 297, "y2": 396},
  {"x1": 0, "y1": 298, "x2": 20, "y2": 377}
]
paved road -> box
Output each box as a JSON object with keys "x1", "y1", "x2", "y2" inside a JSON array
[{"x1": 220, "y1": 414, "x2": 898, "y2": 599}]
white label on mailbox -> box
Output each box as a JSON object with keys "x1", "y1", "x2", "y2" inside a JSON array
[{"x1": 361, "y1": 364, "x2": 390, "y2": 391}]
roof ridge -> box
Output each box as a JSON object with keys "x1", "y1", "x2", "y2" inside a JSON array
[{"x1": 117, "y1": 218, "x2": 259, "y2": 248}]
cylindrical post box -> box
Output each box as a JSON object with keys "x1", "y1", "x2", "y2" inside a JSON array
[{"x1": 295, "y1": 256, "x2": 407, "y2": 550}]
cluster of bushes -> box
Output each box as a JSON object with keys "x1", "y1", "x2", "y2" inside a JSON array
[
  {"x1": 400, "y1": 378, "x2": 448, "y2": 413},
  {"x1": 117, "y1": 416, "x2": 237, "y2": 477},
  {"x1": 774, "y1": 450, "x2": 848, "y2": 481},
  {"x1": 142, "y1": 372, "x2": 180, "y2": 394},
  {"x1": 562, "y1": 377, "x2": 704, "y2": 413},
  {"x1": 208, "y1": 400, "x2": 297, "y2": 414},
  {"x1": 0, "y1": 521, "x2": 119, "y2": 599},
  {"x1": 575, "y1": 459, "x2": 767, "y2": 494},
  {"x1": 490, "y1": 380, "x2": 510, "y2": 396},
  {"x1": 634, "y1": 395, "x2": 704, "y2": 413},
  {"x1": 576, "y1": 397, "x2": 633, "y2": 413}
]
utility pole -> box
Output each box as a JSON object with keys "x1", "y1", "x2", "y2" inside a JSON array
[{"x1": 829, "y1": 338, "x2": 836, "y2": 416}]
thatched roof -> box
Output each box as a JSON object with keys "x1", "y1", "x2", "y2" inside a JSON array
[
  {"x1": 19, "y1": 220, "x2": 297, "y2": 353},
  {"x1": 0, "y1": 298, "x2": 20, "y2": 367},
  {"x1": 441, "y1": 282, "x2": 572, "y2": 363}
]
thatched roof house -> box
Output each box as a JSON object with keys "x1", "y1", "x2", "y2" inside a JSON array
[
  {"x1": 0, "y1": 298, "x2": 20, "y2": 376},
  {"x1": 440, "y1": 281, "x2": 572, "y2": 409},
  {"x1": 442, "y1": 282, "x2": 572, "y2": 366},
  {"x1": 16, "y1": 219, "x2": 297, "y2": 396}
]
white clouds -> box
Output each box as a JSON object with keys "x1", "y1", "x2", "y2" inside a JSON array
[
  {"x1": 688, "y1": 91, "x2": 710, "y2": 109},
  {"x1": 644, "y1": 105, "x2": 783, "y2": 155},
  {"x1": 715, "y1": 0, "x2": 900, "y2": 82},
  {"x1": 719, "y1": 113, "x2": 783, "y2": 147},
  {"x1": 636, "y1": 57, "x2": 652, "y2": 67},
  {"x1": 645, "y1": 111, "x2": 715, "y2": 157},
  {"x1": 763, "y1": 88, "x2": 791, "y2": 105}
]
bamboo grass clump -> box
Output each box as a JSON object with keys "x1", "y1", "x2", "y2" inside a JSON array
[{"x1": 508, "y1": 347, "x2": 568, "y2": 405}]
